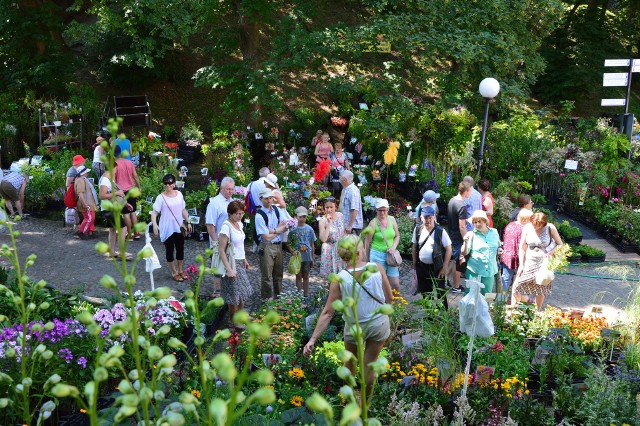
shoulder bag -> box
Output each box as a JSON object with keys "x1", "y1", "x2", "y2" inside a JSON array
[
  {"x1": 161, "y1": 194, "x2": 188, "y2": 238},
  {"x1": 376, "y1": 218, "x2": 403, "y2": 267},
  {"x1": 211, "y1": 221, "x2": 236, "y2": 277}
]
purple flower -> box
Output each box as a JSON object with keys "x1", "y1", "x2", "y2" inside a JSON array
[
  {"x1": 58, "y1": 348, "x2": 73, "y2": 364},
  {"x1": 77, "y1": 356, "x2": 87, "y2": 368}
]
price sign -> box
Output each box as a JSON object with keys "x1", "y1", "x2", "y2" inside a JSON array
[{"x1": 603, "y1": 73, "x2": 629, "y2": 86}]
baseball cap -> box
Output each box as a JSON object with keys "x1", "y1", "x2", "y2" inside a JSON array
[
  {"x1": 421, "y1": 206, "x2": 436, "y2": 216},
  {"x1": 260, "y1": 188, "x2": 275, "y2": 199},
  {"x1": 422, "y1": 190, "x2": 440, "y2": 203},
  {"x1": 295, "y1": 206, "x2": 308, "y2": 217},
  {"x1": 375, "y1": 199, "x2": 389, "y2": 209}
]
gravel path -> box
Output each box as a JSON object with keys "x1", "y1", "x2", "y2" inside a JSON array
[{"x1": 0, "y1": 217, "x2": 638, "y2": 319}]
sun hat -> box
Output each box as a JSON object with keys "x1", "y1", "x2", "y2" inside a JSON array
[
  {"x1": 260, "y1": 188, "x2": 275, "y2": 199},
  {"x1": 468, "y1": 210, "x2": 489, "y2": 224},
  {"x1": 76, "y1": 166, "x2": 91, "y2": 175},
  {"x1": 422, "y1": 190, "x2": 440, "y2": 203},
  {"x1": 375, "y1": 199, "x2": 389, "y2": 209},
  {"x1": 421, "y1": 206, "x2": 436, "y2": 217},
  {"x1": 264, "y1": 173, "x2": 279, "y2": 189},
  {"x1": 72, "y1": 155, "x2": 86, "y2": 166},
  {"x1": 295, "y1": 206, "x2": 309, "y2": 217}
]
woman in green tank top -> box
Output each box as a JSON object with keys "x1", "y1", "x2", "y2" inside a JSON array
[{"x1": 364, "y1": 198, "x2": 401, "y2": 292}]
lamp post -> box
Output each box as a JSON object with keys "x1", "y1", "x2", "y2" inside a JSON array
[{"x1": 477, "y1": 78, "x2": 500, "y2": 173}]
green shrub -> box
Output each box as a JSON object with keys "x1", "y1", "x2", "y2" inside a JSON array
[
  {"x1": 557, "y1": 220, "x2": 582, "y2": 239},
  {"x1": 573, "y1": 245, "x2": 604, "y2": 257},
  {"x1": 395, "y1": 214, "x2": 416, "y2": 255}
]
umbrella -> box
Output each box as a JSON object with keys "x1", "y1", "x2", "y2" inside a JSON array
[{"x1": 142, "y1": 223, "x2": 162, "y2": 290}]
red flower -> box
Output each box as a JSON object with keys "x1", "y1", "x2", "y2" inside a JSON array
[{"x1": 314, "y1": 159, "x2": 332, "y2": 182}]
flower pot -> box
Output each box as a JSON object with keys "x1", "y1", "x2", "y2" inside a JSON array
[
  {"x1": 567, "y1": 254, "x2": 582, "y2": 264},
  {"x1": 563, "y1": 235, "x2": 583, "y2": 245},
  {"x1": 583, "y1": 254, "x2": 606, "y2": 263}
]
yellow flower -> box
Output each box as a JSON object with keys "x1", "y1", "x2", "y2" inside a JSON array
[
  {"x1": 191, "y1": 389, "x2": 201, "y2": 398},
  {"x1": 290, "y1": 395, "x2": 304, "y2": 407},
  {"x1": 288, "y1": 367, "x2": 305, "y2": 379}
]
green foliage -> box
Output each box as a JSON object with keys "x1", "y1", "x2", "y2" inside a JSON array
[
  {"x1": 508, "y1": 395, "x2": 555, "y2": 425},
  {"x1": 23, "y1": 164, "x2": 64, "y2": 212},
  {"x1": 395, "y1": 214, "x2": 415, "y2": 255},
  {"x1": 66, "y1": 0, "x2": 198, "y2": 72},
  {"x1": 180, "y1": 115, "x2": 204, "y2": 141},
  {"x1": 557, "y1": 220, "x2": 582, "y2": 239},
  {"x1": 485, "y1": 112, "x2": 554, "y2": 181},
  {"x1": 0, "y1": 2, "x2": 77, "y2": 94},
  {"x1": 573, "y1": 245, "x2": 605, "y2": 258},
  {"x1": 184, "y1": 189, "x2": 209, "y2": 211}
]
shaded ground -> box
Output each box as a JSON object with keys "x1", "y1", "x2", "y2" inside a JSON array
[{"x1": 0, "y1": 217, "x2": 638, "y2": 320}]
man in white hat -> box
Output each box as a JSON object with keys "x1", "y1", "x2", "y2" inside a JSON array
[{"x1": 255, "y1": 188, "x2": 288, "y2": 300}]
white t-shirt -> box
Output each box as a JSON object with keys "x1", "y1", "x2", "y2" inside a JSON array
[
  {"x1": 338, "y1": 263, "x2": 385, "y2": 325},
  {"x1": 93, "y1": 145, "x2": 103, "y2": 164},
  {"x1": 219, "y1": 220, "x2": 246, "y2": 260},
  {"x1": 205, "y1": 193, "x2": 232, "y2": 243},
  {"x1": 152, "y1": 192, "x2": 186, "y2": 242},
  {"x1": 98, "y1": 176, "x2": 111, "y2": 212},
  {"x1": 412, "y1": 225, "x2": 451, "y2": 264}
]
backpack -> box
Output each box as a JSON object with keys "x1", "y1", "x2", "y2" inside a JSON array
[
  {"x1": 64, "y1": 178, "x2": 77, "y2": 208},
  {"x1": 253, "y1": 206, "x2": 280, "y2": 245},
  {"x1": 244, "y1": 182, "x2": 259, "y2": 215}
]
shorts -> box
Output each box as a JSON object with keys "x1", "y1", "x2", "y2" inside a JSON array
[
  {"x1": 369, "y1": 248, "x2": 399, "y2": 277},
  {"x1": 124, "y1": 189, "x2": 137, "y2": 213},
  {"x1": 102, "y1": 211, "x2": 124, "y2": 229},
  {"x1": 344, "y1": 315, "x2": 390, "y2": 345},
  {"x1": 452, "y1": 241, "x2": 463, "y2": 260},
  {"x1": 299, "y1": 260, "x2": 312, "y2": 274},
  {"x1": 0, "y1": 181, "x2": 19, "y2": 202}
]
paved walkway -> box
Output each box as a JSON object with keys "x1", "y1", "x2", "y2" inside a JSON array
[{"x1": 0, "y1": 217, "x2": 638, "y2": 319}]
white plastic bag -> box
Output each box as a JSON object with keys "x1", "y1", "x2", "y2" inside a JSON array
[
  {"x1": 65, "y1": 207, "x2": 78, "y2": 225},
  {"x1": 535, "y1": 257, "x2": 554, "y2": 285},
  {"x1": 458, "y1": 280, "x2": 494, "y2": 338}
]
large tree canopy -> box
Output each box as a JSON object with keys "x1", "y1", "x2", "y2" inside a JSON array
[{"x1": 192, "y1": 0, "x2": 565, "y2": 122}]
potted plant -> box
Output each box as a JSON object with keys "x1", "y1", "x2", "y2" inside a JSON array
[
  {"x1": 566, "y1": 244, "x2": 582, "y2": 264},
  {"x1": 574, "y1": 244, "x2": 606, "y2": 263},
  {"x1": 178, "y1": 116, "x2": 204, "y2": 165},
  {"x1": 557, "y1": 220, "x2": 583, "y2": 245}
]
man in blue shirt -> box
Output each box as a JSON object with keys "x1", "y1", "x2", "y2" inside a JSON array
[
  {"x1": 255, "y1": 189, "x2": 288, "y2": 300},
  {"x1": 463, "y1": 176, "x2": 482, "y2": 231}
]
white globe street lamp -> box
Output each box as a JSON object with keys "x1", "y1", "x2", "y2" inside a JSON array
[{"x1": 477, "y1": 78, "x2": 500, "y2": 172}]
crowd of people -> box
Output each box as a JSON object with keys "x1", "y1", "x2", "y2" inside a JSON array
[{"x1": 12, "y1": 129, "x2": 566, "y2": 337}]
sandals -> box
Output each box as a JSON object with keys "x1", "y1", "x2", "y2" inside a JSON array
[
  {"x1": 172, "y1": 273, "x2": 184, "y2": 282},
  {"x1": 107, "y1": 252, "x2": 133, "y2": 261}
]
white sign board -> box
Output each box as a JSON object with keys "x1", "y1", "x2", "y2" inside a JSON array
[
  {"x1": 564, "y1": 160, "x2": 578, "y2": 170},
  {"x1": 603, "y1": 73, "x2": 629, "y2": 86},
  {"x1": 601, "y1": 99, "x2": 626, "y2": 106},
  {"x1": 634, "y1": 59, "x2": 640, "y2": 73},
  {"x1": 605, "y1": 59, "x2": 631, "y2": 67}
]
